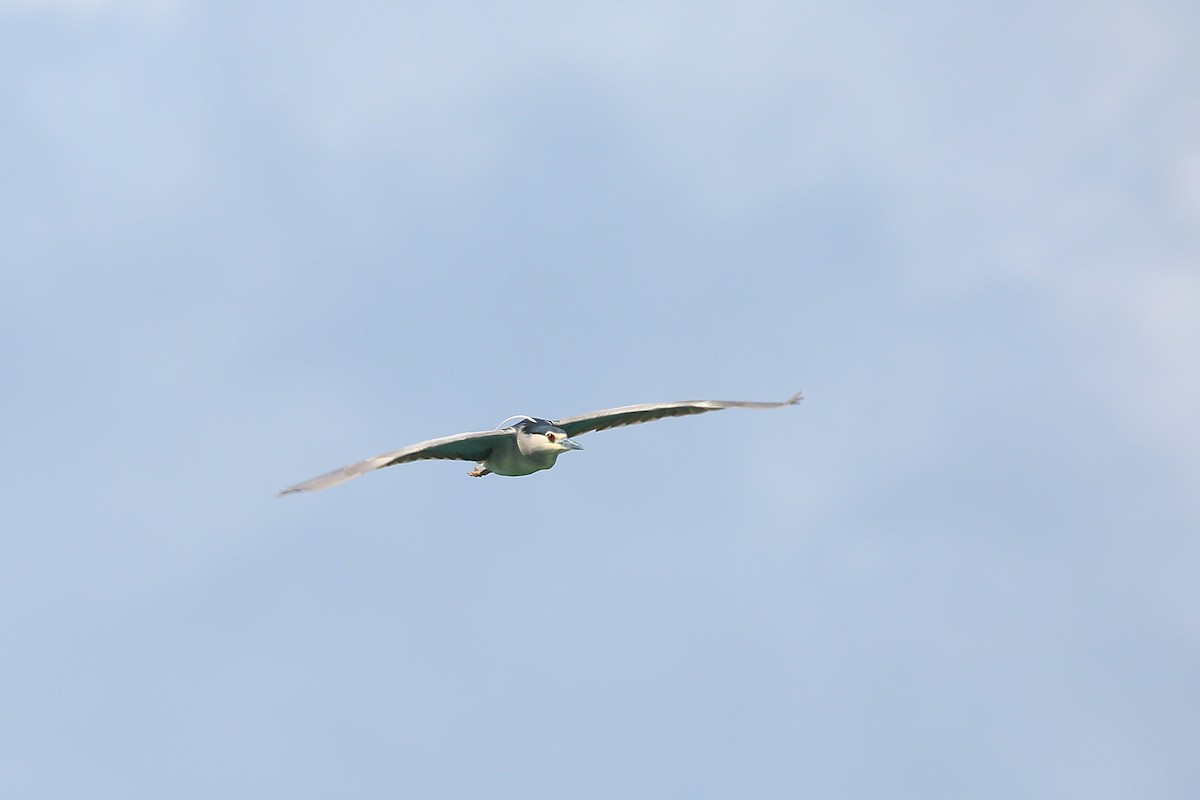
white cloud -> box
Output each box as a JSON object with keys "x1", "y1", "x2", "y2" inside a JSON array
[{"x1": 1071, "y1": 266, "x2": 1200, "y2": 494}]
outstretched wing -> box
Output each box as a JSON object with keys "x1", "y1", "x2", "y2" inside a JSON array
[
  {"x1": 555, "y1": 391, "x2": 803, "y2": 438},
  {"x1": 277, "y1": 428, "x2": 516, "y2": 496}
]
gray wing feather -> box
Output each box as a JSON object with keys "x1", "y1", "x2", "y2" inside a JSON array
[
  {"x1": 555, "y1": 391, "x2": 803, "y2": 437},
  {"x1": 277, "y1": 429, "x2": 515, "y2": 496}
]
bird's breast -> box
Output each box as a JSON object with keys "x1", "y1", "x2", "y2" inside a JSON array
[{"x1": 484, "y1": 438, "x2": 560, "y2": 476}]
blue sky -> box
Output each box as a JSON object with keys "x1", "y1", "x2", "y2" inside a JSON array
[{"x1": 3, "y1": 1, "x2": 1198, "y2": 797}]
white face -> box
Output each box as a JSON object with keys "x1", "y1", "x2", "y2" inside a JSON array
[
  {"x1": 518, "y1": 425, "x2": 582, "y2": 455},
  {"x1": 546, "y1": 428, "x2": 583, "y2": 452}
]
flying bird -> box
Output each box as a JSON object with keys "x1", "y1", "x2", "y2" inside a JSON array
[{"x1": 277, "y1": 391, "x2": 803, "y2": 496}]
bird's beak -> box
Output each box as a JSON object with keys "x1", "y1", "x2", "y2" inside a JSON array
[{"x1": 561, "y1": 437, "x2": 584, "y2": 451}]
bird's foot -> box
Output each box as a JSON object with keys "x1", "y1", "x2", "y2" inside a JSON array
[{"x1": 468, "y1": 466, "x2": 490, "y2": 477}]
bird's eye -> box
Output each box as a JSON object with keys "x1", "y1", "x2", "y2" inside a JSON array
[{"x1": 546, "y1": 433, "x2": 557, "y2": 442}]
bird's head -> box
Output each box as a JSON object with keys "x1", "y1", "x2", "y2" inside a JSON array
[{"x1": 513, "y1": 418, "x2": 584, "y2": 456}]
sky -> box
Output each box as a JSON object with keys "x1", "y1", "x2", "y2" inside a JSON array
[{"x1": 3, "y1": 0, "x2": 1198, "y2": 797}]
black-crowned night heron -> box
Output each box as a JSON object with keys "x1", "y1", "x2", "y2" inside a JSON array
[{"x1": 277, "y1": 391, "x2": 802, "y2": 496}]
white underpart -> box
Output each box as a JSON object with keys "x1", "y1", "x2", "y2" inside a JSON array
[{"x1": 482, "y1": 431, "x2": 564, "y2": 476}]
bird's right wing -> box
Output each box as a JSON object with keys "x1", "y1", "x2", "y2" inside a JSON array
[
  {"x1": 277, "y1": 428, "x2": 516, "y2": 496},
  {"x1": 555, "y1": 391, "x2": 803, "y2": 438}
]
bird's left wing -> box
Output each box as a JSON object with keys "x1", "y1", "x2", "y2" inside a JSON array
[
  {"x1": 277, "y1": 428, "x2": 515, "y2": 496},
  {"x1": 555, "y1": 391, "x2": 803, "y2": 438}
]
